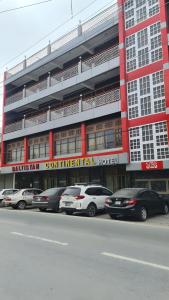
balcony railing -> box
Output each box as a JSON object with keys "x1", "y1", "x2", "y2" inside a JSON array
[
  {"x1": 5, "y1": 45, "x2": 119, "y2": 106},
  {"x1": 82, "y1": 46, "x2": 118, "y2": 72},
  {"x1": 6, "y1": 4, "x2": 118, "y2": 79},
  {"x1": 4, "y1": 88, "x2": 120, "y2": 134}
]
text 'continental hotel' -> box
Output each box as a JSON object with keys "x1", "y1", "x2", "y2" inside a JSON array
[{"x1": 1, "y1": 0, "x2": 169, "y2": 194}]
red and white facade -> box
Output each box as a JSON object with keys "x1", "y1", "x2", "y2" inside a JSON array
[{"x1": 1, "y1": 1, "x2": 169, "y2": 193}]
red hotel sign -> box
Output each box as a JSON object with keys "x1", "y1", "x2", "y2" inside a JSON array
[{"x1": 141, "y1": 161, "x2": 163, "y2": 171}]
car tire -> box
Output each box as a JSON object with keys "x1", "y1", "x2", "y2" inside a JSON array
[
  {"x1": 39, "y1": 208, "x2": 46, "y2": 212},
  {"x1": 17, "y1": 201, "x2": 26, "y2": 210},
  {"x1": 162, "y1": 203, "x2": 169, "y2": 215},
  {"x1": 65, "y1": 211, "x2": 73, "y2": 215},
  {"x1": 86, "y1": 203, "x2": 97, "y2": 217},
  {"x1": 138, "y1": 207, "x2": 147, "y2": 221},
  {"x1": 11, "y1": 205, "x2": 17, "y2": 209},
  {"x1": 109, "y1": 214, "x2": 118, "y2": 219}
]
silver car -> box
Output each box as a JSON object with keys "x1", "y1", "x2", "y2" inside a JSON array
[
  {"x1": 3, "y1": 188, "x2": 43, "y2": 209},
  {"x1": 0, "y1": 189, "x2": 19, "y2": 203}
]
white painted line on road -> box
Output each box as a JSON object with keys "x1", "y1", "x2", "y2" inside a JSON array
[
  {"x1": 102, "y1": 252, "x2": 169, "y2": 272},
  {"x1": 11, "y1": 232, "x2": 68, "y2": 246}
]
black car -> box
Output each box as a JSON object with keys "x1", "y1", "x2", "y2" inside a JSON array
[
  {"x1": 32, "y1": 187, "x2": 66, "y2": 212},
  {"x1": 105, "y1": 188, "x2": 169, "y2": 221}
]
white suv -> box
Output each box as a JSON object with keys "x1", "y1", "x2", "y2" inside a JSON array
[{"x1": 60, "y1": 184, "x2": 113, "y2": 217}]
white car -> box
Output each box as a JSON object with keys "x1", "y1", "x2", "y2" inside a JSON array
[
  {"x1": 60, "y1": 184, "x2": 113, "y2": 217},
  {"x1": 0, "y1": 189, "x2": 19, "y2": 203},
  {"x1": 3, "y1": 188, "x2": 43, "y2": 209}
]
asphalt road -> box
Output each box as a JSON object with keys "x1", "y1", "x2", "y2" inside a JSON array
[{"x1": 0, "y1": 209, "x2": 169, "y2": 300}]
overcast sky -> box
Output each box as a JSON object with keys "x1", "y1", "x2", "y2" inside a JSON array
[{"x1": 0, "y1": 0, "x2": 116, "y2": 124}]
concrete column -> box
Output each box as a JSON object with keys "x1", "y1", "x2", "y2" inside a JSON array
[
  {"x1": 78, "y1": 20, "x2": 82, "y2": 36},
  {"x1": 47, "y1": 72, "x2": 51, "y2": 88},
  {"x1": 78, "y1": 56, "x2": 82, "y2": 74},
  {"x1": 49, "y1": 131, "x2": 53, "y2": 160},
  {"x1": 81, "y1": 123, "x2": 86, "y2": 156},
  {"x1": 22, "y1": 115, "x2": 26, "y2": 129},
  {"x1": 47, "y1": 106, "x2": 51, "y2": 121},
  {"x1": 13, "y1": 173, "x2": 16, "y2": 189},
  {"x1": 47, "y1": 41, "x2": 51, "y2": 55},
  {"x1": 23, "y1": 56, "x2": 27, "y2": 69},
  {"x1": 79, "y1": 94, "x2": 83, "y2": 112},
  {"x1": 23, "y1": 85, "x2": 26, "y2": 98},
  {"x1": 24, "y1": 137, "x2": 28, "y2": 163}
]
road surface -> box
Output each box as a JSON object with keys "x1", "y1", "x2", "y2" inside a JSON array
[{"x1": 0, "y1": 209, "x2": 169, "y2": 300}]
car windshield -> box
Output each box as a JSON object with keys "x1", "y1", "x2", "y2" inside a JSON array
[
  {"x1": 40, "y1": 189, "x2": 60, "y2": 196},
  {"x1": 63, "y1": 187, "x2": 81, "y2": 196},
  {"x1": 112, "y1": 189, "x2": 141, "y2": 198}
]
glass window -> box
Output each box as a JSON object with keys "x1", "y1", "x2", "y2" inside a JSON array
[
  {"x1": 88, "y1": 133, "x2": 95, "y2": 151},
  {"x1": 105, "y1": 130, "x2": 114, "y2": 149},
  {"x1": 100, "y1": 188, "x2": 112, "y2": 196},
  {"x1": 63, "y1": 187, "x2": 81, "y2": 196},
  {"x1": 96, "y1": 132, "x2": 104, "y2": 150},
  {"x1": 151, "y1": 181, "x2": 167, "y2": 192},
  {"x1": 85, "y1": 188, "x2": 102, "y2": 196}
]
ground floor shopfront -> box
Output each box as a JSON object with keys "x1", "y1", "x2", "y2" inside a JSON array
[{"x1": 13, "y1": 165, "x2": 129, "y2": 192}]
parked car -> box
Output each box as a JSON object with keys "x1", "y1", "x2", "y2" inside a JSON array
[
  {"x1": 60, "y1": 184, "x2": 113, "y2": 217},
  {"x1": 105, "y1": 188, "x2": 169, "y2": 221},
  {"x1": 0, "y1": 189, "x2": 19, "y2": 203},
  {"x1": 3, "y1": 188, "x2": 43, "y2": 209},
  {"x1": 32, "y1": 187, "x2": 66, "y2": 212}
]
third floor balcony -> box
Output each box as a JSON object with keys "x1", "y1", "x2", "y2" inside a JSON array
[{"x1": 4, "y1": 45, "x2": 119, "y2": 113}]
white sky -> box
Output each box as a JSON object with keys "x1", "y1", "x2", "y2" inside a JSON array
[{"x1": 0, "y1": 0, "x2": 116, "y2": 124}]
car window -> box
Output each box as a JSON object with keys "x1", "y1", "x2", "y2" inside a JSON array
[
  {"x1": 63, "y1": 187, "x2": 81, "y2": 196},
  {"x1": 149, "y1": 191, "x2": 160, "y2": 200},
  {"x1": 23, "y1": 190, "x2": 34, "y2": 196},
  {"x1": 33, "y1": 190, "x2": 42, "y2": 195},
  {"x1": 100, "y1": 188, "x2": 112, "y2": 196},
  {"x1": 140, "y1": 191, "x2": 151, "y2": 200},
  {"x1": 85, "y1": 188, "x2": 102, "y2": 196}
]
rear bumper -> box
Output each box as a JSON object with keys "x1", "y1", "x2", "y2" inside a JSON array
[
  {"x1": 105, "y1": 205, "x2": 139, "y2": 217},
  {"x1": 60, "y1": 207, "x2": 85, "y2": 214},
  {"x1": 32, "y1": 202, "x2": 48, "y2": 209}
]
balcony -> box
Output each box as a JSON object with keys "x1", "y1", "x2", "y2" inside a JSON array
[
  {"x1": 5, "y1": 4, "x2": 118, "y2": 86},
  {"x1": 5, "y1": 45, "x2": 119, "y2": 113},
  {"x1": 4, "y1": 88, "x2": 121, "y2": 141}
]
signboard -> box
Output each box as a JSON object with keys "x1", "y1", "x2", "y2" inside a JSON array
[
  {"x1": 0, "y1": 153, "x2": 128, "y2": 174},
  {"x1": 141, "y1": 161, "x2": 163, "y2": 171}
]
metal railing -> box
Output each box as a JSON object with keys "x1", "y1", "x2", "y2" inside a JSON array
[
  {"x1": 4, "y1": 120, "x2": 22, "y2": 133},
  {"x1": 4, "y1": 88, "x2": 120, "y2": 134},
  {"x1": 5, "y1": 45, "x2": 119, "y2": 106},
  {"x1": 25, "y1": 112, "x2": 48, "y2": 128},
  {"x1": 6, "y1": 4, "x2": 118, "y2": 79},
  {"x1": 82, "y1": 45, "x2": 119, "y2": 72}
]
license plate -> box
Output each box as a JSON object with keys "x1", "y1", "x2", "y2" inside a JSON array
[
  {"x1": 115, "y1": 201, "x2": 121, "y2": 205},
  {"x1": 65, "y1": 202, "x2": 73, "y2": 206}
]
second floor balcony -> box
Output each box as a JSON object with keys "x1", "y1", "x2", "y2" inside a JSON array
[
  {"x1": 4, "y1": 45, "x2": 119, "y2": 113},
  {"x1": 4, "y1": 88, "x2": 121, "y2": 141}
]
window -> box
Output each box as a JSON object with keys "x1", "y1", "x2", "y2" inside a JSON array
[
  {"x1": 143, "y1": 143, "x2": 155, "y2": 160},
  {"x1": 141, "y1": 96, "x2": 151, "y2": 116},
  {"x1": 127, "y1": 70, "x2": 165, "y2": 119},
  {"x1": 126, "y1": 21, "x2": 162, "y2": 72},
  {"x1": 124, "y1": 1, "x2": 160, "y2": 29},
  {"x1": 151, "y1": 181, "x2": 167, "y2": 192},
  {"x1": 85, "y1": 188, "x2": 101, "y2": 196},
  {"x1": 54, "y1": 128, "x2": 81, "y2": 156},
  {"x1": 29, "y1": 135, "x2": 49, "y2": 159},
  {"x1": 100, "y1": 188, "x2": 112, "y2": 196},
  {"x1": 6, "y1": 141, "x2": 24, "y2": 163},
  {"x1": 129, "y1": 122, "x2": 169, "y2": 162},
  {"x1": 87, "y1": 119, "x2": 122, "y2": 152}
]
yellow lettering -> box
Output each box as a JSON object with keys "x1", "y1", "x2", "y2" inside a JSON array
[
  {"x1": 65, "y1": 160, "x2": 70, "y2": 167},
  {"x1": 85, "y1": 158, "x2": 90, "y2": 166}
]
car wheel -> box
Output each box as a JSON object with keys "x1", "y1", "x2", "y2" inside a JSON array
[
  {"x1": 162, "y1": 203, "x2": 169, "y2": 215},
  {"x1": 11, "y1": 205, "x2": 17, "y2": 209},
  {"x1": 65, "y1": 211, "x2": 73, "y2": 215},
  {"x1": 109, "y1": 214, "x2": 118, "y2": 219},
  {"x1": 17, "y1": 201, "x2": 26, "y2": 210},
  {"x1": 138, "y1": 207, "x2": 147, "y2": 221},
  {"x1": 86, "y1": 203, "x2": 97, "y2": 217},
  {"x1": 39, "y1": 208, "x2": 46, "y2": 212}
]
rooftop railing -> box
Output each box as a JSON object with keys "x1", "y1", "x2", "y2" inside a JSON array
[
  {"x1": 4, "y1": 88, "x2": 120, "y2": 134},
  {"x1": 6, "y1": 4, "x2": 118, "y2": 79}
]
